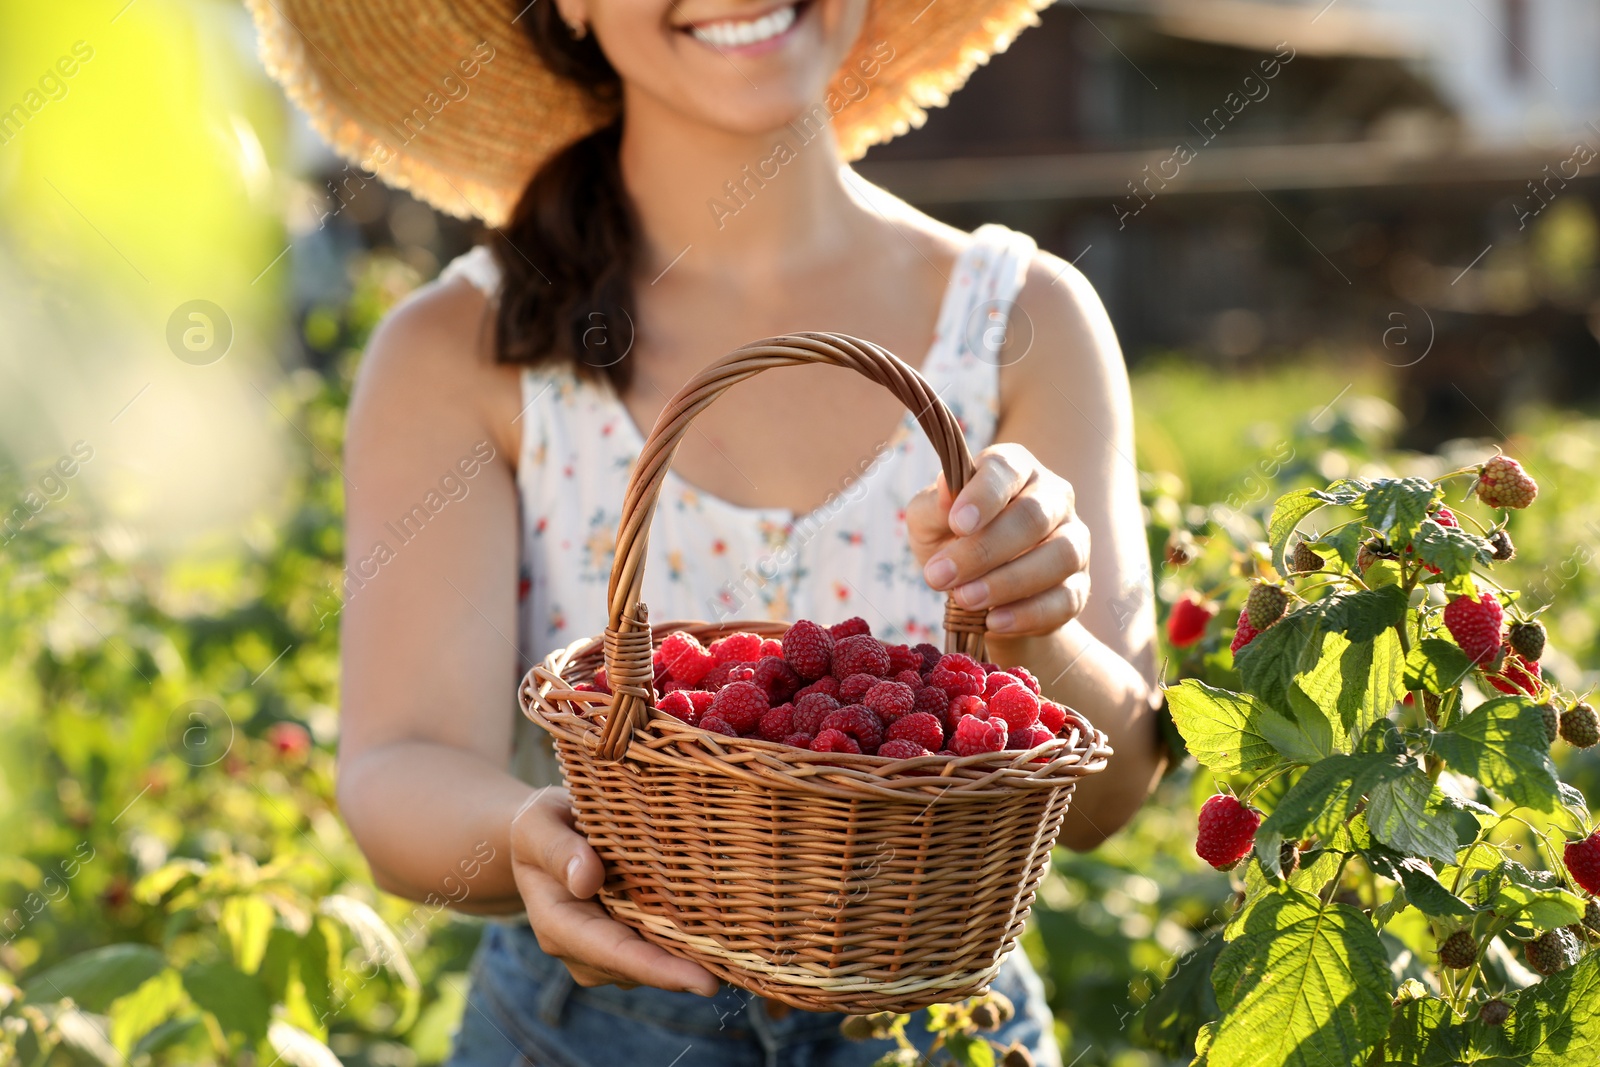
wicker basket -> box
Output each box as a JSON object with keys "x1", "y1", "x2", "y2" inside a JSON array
[{"x1": 520, "y1": 332, "x2": 1112, "y2": 1014}]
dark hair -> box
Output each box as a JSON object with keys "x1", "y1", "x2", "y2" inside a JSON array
[{"x1": 491, "y1": 5, "x2": 635, "y2": 388}]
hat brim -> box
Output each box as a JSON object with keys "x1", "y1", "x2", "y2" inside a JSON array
[{"x1": 248, "y1": 0, "x2": 1051, "y2": 226}]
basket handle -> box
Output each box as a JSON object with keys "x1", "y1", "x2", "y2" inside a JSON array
[{"x1": 599, "y1": 332, "x2": 986, "y2": 760}]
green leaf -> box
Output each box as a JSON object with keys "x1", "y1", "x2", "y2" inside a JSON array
[
  {"x1": 23, "y1": 943, "x2": 166, "y2": 1012},
  {"x1": 222, "y1": 894, "x2": 276, "y2": 974},
  {"x1": 181, "y1": 960, "x2": 271, "y2": 1044},
  {"x1": 1320, "y1": 524, "x2": 1366, "y2": 569},
  {"x1": 1256, "y1": 700, "x2": 1333, "y2": 765},
  {"x1": 1404, "y1": 639, "x2": 1476, "y2": 696},
  {"x1": 1490, "y1": 882, "x2": 1586, "y2": 929},
  {"x1": 299, "y1": 918, "x2": 336, "y2": 1033},
  {"x1": 1516, "y1": 953, "x2": 1600, "y2": 1064},
  {"x1": 267, "y1": 1020, "x2": 344, "y2": 1067},
  {"x1": 1209, "y1": 889, "x2": 1393, "y2": 1067},
  {"x1": 1411, "y1": 520, "x2": 1496, "y2": 580},
  {"x1": 407, "y1": 972, "x2": 470, "y2": 1065},
  {"x1": 1384, "y1": 996, "x2": 1523, "y2": 1065},
  {"x1": 1359, "y1": 844, "x2": 1475, "y2": 919},
  {"x1": 1356, "y1": 629, "x2": 1406, "y2": 738},
  {"x1": 1165, "y1": 680, "x2": 1283, "y2": 772},
  {"x1": 1361, "y1": 477, "x2": 1441, "y2": 545},
  {"x1": 1255, "y1": 754, "x2": 1411, "y2": 873},
  {"x1": 1319, "y1": 585, "x2": 1409, "y2": 642},
  {"x1": 108, "y1": 969, "x2": 188, "y2": 1056},
  {"x1": 1270, "y1": 488, "x2": 1330, "y2": 574},
  {"x1": 1237, "y1": 589, "x2": 1406, "y2": 720},
  {"x1": 1141, "y1": 931, "x2": 1224, "y2": 1056},
  {"x1": 1431, "y1": 697, "x2": 1560, "y2": 812},
  {"x1": 131, "y1": 1016, "x2": 205, "y2": 1060},
  {"x1": 943, "y1": 1032, "x2": 996, "y2": 1067},
  {"x1": 1367, "y1": 770, "x2": 1466, "y2": 865}
]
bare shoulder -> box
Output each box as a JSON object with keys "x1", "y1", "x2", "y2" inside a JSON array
[
  {"x1": 350, "y1": 271, "x2": 520, "y2": 460},
  {"x1": 845, "y1": 174, "x2": 970, "y2": 273},
  {"x1": 1002, "y1": 248, "x2": 1128, "y2": 406}
]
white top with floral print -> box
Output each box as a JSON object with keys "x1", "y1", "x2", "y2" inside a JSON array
[{"x1": 440, "y1": 222, "x2": 1037, "y2": 785}]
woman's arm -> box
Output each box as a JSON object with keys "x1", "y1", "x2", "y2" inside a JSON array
[
  {"x1": 906, "y1": 252, "x2": 1164, "y2": 849},
  {"x1": 337, "y1": 280, "x2": 716, "y2": 993}
]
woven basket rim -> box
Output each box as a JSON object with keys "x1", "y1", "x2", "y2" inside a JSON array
[{"x1": 520, "y1": 621, "x2": 1112, "y2": 802}]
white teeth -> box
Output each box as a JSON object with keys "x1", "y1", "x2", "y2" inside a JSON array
[{"x1": 691, "y1": 4, "x2": 796, "y2": 48}]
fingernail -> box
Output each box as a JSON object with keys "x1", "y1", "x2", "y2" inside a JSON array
[
  {"x1": 565, "y1": 856, "x2": 582, "y2": 887},
  {"x1": 987, "y1": 608, "x2": 1014, "y2": 632},
  {"x1": 951, "y1": 504, "x2": 980, "y2": 535},
  {"x1": 955, "y1": 580, "x2": 989, "y2": 609},
  {"x1": 924, "y1": 557, "x2": 957, "y2": 588}
]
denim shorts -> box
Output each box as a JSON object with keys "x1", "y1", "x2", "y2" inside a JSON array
[{"x1": 446, "y1": 919, "x2": 1062, "y2": 1067}]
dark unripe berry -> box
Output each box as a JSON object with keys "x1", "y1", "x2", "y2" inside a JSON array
[
  {"x1": 1001, "y1": 1045, "x2": 1036, "y2": 1067},
  {"x1": 1525, "y1": 927, "x2": 1580, "y2": 976},
  {"x1": 1488, "y1": 529, "x2": 1516, "y2": 561},
  {"x1": 969, "y1": 991, "x2": 1014, "y2": 1030},
  {"x1": 1438, "y1": 929, "x2": 1477, "y2": 970},
  {"x1": 840, "y1": 1012, "x2": 900, "y2": 1040},
  {"x1": 1279, "y1": 840, "x2": 1301, "y2": 877},
  {"x1": 1291, "y1": 541, "x2": 1322, "y2": 573},
  {"x1": 1560, "y1": 702, "x2": 1600, "y2": 749},
  {"x1": 1246, "y1": 582, "x2": 1289, "y2": 632},
  {"x1": 1479, "y1": 999, "x2": 1511, "y2": 1027},
  {"x1": 1587, "y1": 899, "x2": 1600, "y2": 934},
  {"x1": 1356, "y1": 538, "x2": 1398, "y2": 574},
  {"x1": 1539, "y1": 703, "x2": 1560, "y2": 747},
  {"x1": 1165, "y1": 529, "x2": 1197, "y2": 567},
  {"x1": 1508, "y1": 620, "x2": 1546, "y2": 662}
]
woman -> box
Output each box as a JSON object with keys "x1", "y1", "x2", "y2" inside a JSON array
[{"x1": 251, "y1": 0, "x2": 1165, "y2": 1062}]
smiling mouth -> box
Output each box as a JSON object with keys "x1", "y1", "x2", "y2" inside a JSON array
[{"x1": 684, "y1": 2, "x2": 804, "y2": 49}]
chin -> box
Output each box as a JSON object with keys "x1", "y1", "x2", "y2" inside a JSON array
[{"x1": 597, "y1": 0, "x2": 869, "y2": 138}]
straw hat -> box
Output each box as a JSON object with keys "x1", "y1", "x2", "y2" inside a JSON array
[{"x1": 247, "y1": 0, "x2": 1052, "y2": 226}]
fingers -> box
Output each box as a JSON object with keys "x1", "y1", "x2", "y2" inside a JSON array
[
  {"x1": 987, "y1": 571, "x2": 1092, "y2": 636},
  {"x1": 950, "y1": 519, "x2": 1090, "y2": 612},
  {"x1": 923, "y1": 471, "x2": 1075, "y2": 591},
  {"x1": 904, "y1": 474, "x2": 954, "y2": 565},
  {"x1": 510, "y1": 786, "x2": 720, "y2": 997},
  {"x1": 516, "y1": 862, "x2": 721, "y2": 996},
  {"x1": 948, "y1": 445, "x2": 1034, "y2": 536}
]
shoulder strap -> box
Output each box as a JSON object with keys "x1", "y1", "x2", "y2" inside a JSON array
[{"x1": 438, "y1": 245, "x2": 501, "y2": 297}]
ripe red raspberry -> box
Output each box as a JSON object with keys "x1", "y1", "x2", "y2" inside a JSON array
[
  {"x1": 268, "y1": 721, "x2": 311, "y2": 759},
  {"x1": 1569, "y1": 832, "x2": 1600, "y2": 896},
  {"x1": 1195, "y1": 794, "x2": 1260, "y2": 871},
  {"x1": 1230, "y1": 608, "x2": 1262, "y2": 655},
  {"x1": 864, "y1": 681, "x2": 915, "y2": 723},
  {"x1": 928, "y1": 667, "x2": 983, "y2": 700},
  {"x1": 701, "y1": 662, "x2": 734, "y2": 690},
  {"x1": 894, "y1": 669, "x2": 923, "y2": 688},
  {"x1": 758, "y1": 703, "x2": 795, "y2": 742},
  {"x1": 1444, "y1": 590, "x2": 1504, "y2": 666},
  {"x1": 700, "y1": 716, "x2": 740, "y2": 738},
  {"x1": 811, "y1": 728, "x2": 861, "y2": 754},
  {"x1": 1477, "y1": 456, "x2": 1538, "y2": 510},
  {"x1": 983, "y1": 671, "x2": 1021, "y2": 699},
  {"x1": 782, "y1": 732, "x2": 814, "y2": 749},
  {"x1": 829, "y1": 617, "x2": 872, "y2": 640},
  {"x1": 820, "y1": 706, "x2": 884, "y2": 753},
  {"x1": 1488, "y1": 654, "x2": 1541, "y2": 698},
  {"x1": 1166, "y1": 592, "x2": 1217, "y2": 649},
  {"x1": 1010, "y1": 666, "x2": 1041, "y2": 694},
  {"x1": 887, "y1": 711, "x2": 945, "y2": 752},
  {"x1": 1038, "y1": 701, "x2": 1067, "y2": 734},
  {"x1": 951, "y1": 714, "x2": 1007, "y2": 756},
  {"x1": 794, "y1": 675, "x2": 839, "y2": 700},
  {"x1": 877, "y1": 739, "x2": 931, "y2": 760},
  {"x1": 593, "y1": 667, "x2": 612, "y2": 695},
  {"x1": 990, "y1": 684, "x2": 1041, "y2": 731},
  {"x1": 657, "y1": 690, "x2": 703, "y2": 726},
  {"x1": 753, "y1": 656, "x2": 801, "y2": 703},
  {"x1": 727, "y1": 665, "x2": 756, "y2": 684},
  {"x1": 886, "y1": 643, "x2": 923, "y2": 674},
  {"x1": 1009, "y1": 725, "x2": 1056, "y2": 751},
  {"x1": 1246, "y1": 582, "x2": 1289, "y2": 632},
  {"x1": 792, "y1": 692, "x2": 841, "y2": 736},
  {"x1": 913, "y1": 643, "x2": 942, "y2": 673},
  {"x1": 839, "y1": 672, "x2": 880, "y2": 704},
  {"x1": 710, "y1": 632, "x2": 764, "y2": 665},
  {"x1": 1508, "y1": 620, "x2": 1546, "y2": 662},
  {"x1": 833, "y1": 635, "x2": 891, "y2": 680},
  {"x1": 760, "y1": 638, "x2": 783, "y2": 658},
  {"x1": 659, "y1": 631, "x2": 716, "y2": 686},
  {"x1": 781, "y1": 620, "x2": 834, "y2": 681},
  {"x1": 948, "y1": 694, "x2": 989, "y2": 732},
  {"x1": 937, "y1": 653, "x2": 985, "y2": 681},
  {"x1": 709, "y1": 681, "x2": 768, "y2": 734}
]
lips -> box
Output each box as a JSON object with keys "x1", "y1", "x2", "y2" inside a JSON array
[{"x1": 685, "y1": 2, "x2": 800, "y2": 49}]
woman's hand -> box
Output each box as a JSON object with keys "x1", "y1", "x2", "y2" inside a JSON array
[
  {"x1": 906, "y1": 443, "x2": 1091, "y2": 637},
  {"x1": 510, "y1": 786, "x2": 720, "y2": 996}
]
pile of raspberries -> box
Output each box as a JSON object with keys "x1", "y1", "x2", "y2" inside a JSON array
[{"x1": 582, "y1": 617, "x2": 1091, "y2": 759}]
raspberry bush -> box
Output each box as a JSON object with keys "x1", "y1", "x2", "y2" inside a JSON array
[{"x1": 1162, "y1": 460, "x2": 1600, "y2": 1065}]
